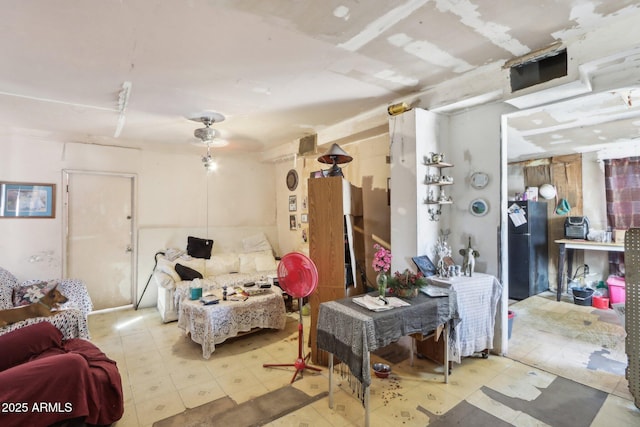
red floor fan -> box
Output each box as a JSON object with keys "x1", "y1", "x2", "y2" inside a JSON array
[{"x1": 263, "y1": 252, "x2": 322, "y2": 383}]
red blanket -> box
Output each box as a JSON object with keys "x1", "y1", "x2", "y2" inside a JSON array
[{"x1": 0, "y1": 322, "x2": 123, "y2": 427}]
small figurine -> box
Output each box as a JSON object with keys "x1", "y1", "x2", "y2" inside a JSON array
[
  {"x1": 430, "y1": 152, "x2": 445, "y2": 164},
  {"x1": 459, "y1": 237, "x2": 479, "y2": 277}
]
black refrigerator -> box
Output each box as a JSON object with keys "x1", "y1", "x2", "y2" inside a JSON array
[{"x1": 508, "y1": 201, "x2": 549, "y2": 300}]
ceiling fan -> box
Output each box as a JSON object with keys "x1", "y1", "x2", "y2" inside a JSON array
[
  {"x1": 189, "y1": 112, "x2": 227, "y2": 171},
  {"x1": 190, "y1": 112, "x2": 228, "y2": 147}
]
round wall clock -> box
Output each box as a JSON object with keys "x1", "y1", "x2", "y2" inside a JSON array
[
  {"x1": 286, "y1": 169, "x2": 298, "y2": 191},
  {"x1": 470, "y1": 171, "x2": 489, "y2": 189}
]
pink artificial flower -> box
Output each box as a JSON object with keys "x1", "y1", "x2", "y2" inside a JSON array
[{"x1": 372, "y1": 244, "x2": 391, "y2": 273}]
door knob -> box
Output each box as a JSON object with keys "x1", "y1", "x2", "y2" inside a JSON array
[{"x1": 125, "y1": 245, "x2": 132, "y2": 253}]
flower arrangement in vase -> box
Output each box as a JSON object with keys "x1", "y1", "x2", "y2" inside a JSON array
[
  {"x1": 387, "y1": 269, "x2": 428, "y2": 298},
  {"x1": 372, "y1": 244, "x2": 391, "y2": 297}
]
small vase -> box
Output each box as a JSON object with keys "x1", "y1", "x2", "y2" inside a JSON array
[{"x1": 376, "y1": 273, "x2": 388, "y2": 297}]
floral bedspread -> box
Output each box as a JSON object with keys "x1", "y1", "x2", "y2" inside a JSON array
[
  {"x1": 0, "y1": 269, "x2": 92, "y2": 340},
  {"x1": 0, "y1": 309, "x2": 90, "y2": 340}
]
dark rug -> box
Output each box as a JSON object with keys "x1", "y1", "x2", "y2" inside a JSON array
[
  {"x1": 153, "y1": 385, "x2": 328, "y2": 427},
  {"x1": 422, "y1": 376, "x2": 607, "y2": 427}
]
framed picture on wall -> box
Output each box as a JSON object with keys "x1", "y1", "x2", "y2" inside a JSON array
[
  {"x1": 301, "y1": 213, "x2": 308, "y2": 223},
  {"x1": 289, "y1": 214, "x2": 297, "y2": 230},
  {"x1": 0, "y1": 182, "x2": 56, "y2": 218},
  {"x1": 289, "y1": 195, "x2": 297, "y2": 212}
]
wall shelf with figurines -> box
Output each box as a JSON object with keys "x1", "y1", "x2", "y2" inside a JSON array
[{"x1": 424, "y1": 152, "x2": 454, "y2": 220}]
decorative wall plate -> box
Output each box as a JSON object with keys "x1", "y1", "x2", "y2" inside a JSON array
[
  {"x1": 470, "y1": 198, "x2": 489, "y2": 216},
  {"x1": 470, "y1": 171, "x2": 489, "y2": 189},
  {"x1": 286, "y1": 169, "x2": 298, "y2": 191}
]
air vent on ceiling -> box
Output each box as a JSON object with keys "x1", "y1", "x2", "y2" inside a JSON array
[
  {"x1": 509, "y1": 48, "x2": 568, "y2": 92},
  {"x1": 298, "y1": 134, "x2": 317, "y2": 156}
]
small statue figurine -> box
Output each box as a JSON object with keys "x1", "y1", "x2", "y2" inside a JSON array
[
  {"x1": 459, "y1": 237, "x2": 479, "y2": 277},
  {"x1": 430, "y1": 152, "x2": 444, "y2": 164}
]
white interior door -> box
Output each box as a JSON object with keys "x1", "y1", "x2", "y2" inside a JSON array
[{"x1": 64, "y1": 171, "x2": 135, "y2": 311}]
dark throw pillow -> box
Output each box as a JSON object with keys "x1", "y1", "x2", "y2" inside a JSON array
[
  {"x1": 187, "y1": 236, "x2": 214, "y2": 259},
  {"x1": 175, "y1": 263, "x2": 203, "y2": 281}
]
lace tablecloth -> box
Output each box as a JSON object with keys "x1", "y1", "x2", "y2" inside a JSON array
[{"x1": 178, "y1": 287, "x2": 286, "y2": 358}]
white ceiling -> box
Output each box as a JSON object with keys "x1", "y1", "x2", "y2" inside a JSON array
[{"x1": 2, "y1": 1, "x2": 640, "y2": 160}]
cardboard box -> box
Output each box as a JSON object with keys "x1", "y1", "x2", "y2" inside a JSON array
[{"x1": 614, "y1": 229, "x2": 626, "y2": 244}]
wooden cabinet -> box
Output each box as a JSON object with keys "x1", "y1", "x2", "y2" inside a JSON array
[{"x1": 308, "y1": 176, "x2": 365, "y2": 365}]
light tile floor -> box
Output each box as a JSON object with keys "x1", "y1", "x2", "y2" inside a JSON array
[{"x1": 87, "y1": 298, "x2": 640, "y2": 427}]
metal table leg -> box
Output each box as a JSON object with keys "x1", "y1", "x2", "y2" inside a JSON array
[
  {"x1": 557, "y1": 243, "x2": 566, "y2": 301},
  {"x1": 328, "y1": 353, "x2": 333, "y2": 409},
  {"x1": 444, "y1": 323, "x2": 449, "y2": 384},
  {"x1": 364, "y1": 383, "x2": 370, "y2": 427}
]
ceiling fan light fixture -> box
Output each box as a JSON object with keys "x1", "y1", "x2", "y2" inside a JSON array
[
  {"x1": 189, "y1": 112, "x2": 225, "y2": 171},
  {"x1": 190, "y1": 111, "x2": 229, "y2": 147},
  {"x1": 202, "y1": 145, "x2": 218, "y2": 171},
  {"x1": 202, "y1": 154, "x2": 217, "y2": 171},
  {"x1": 189, "y1": 112, "x2": 225, "y2": 126},
  {"x1": 194, "y1": 126, "x2": 218, "y2": 141}
]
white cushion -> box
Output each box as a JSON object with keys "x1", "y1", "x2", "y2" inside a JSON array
[
  {"x1": 205, "y1": 253, "x2": 240, "y2": 275},
  {"x1": 239, "y1": 253, "x2": 258, "y2": 273},
  {"x1": 239, "y1": 250, "x2": 275, "y2": 273},
  {"x1": 255, "y1": 253, "x2": 278, "y2": 272},
  {"x1": 156, "y1": 258, "x2": 181, "y2": 283},
  {"x1": 242, "y1": 232, "x2": 273, "y2": 253},
  {"x1": 153, "y1": 271, "x2": 175, "y2": 289}
]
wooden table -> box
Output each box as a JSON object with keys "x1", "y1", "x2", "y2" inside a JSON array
[
  {"x1": 316, "y1": 292, "x2": 456, "y2": 427},
  {"x1": 555, "y1": 239, "x2": 624, "y2": 301}
]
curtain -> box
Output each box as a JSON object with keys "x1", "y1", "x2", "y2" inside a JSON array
[{"x1": 604, "y1": 156, "x2": 640, "y2": 275}]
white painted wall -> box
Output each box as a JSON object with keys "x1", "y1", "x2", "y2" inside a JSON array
[
  {"x1": 447, "y1": 102, "x2": 511, "y2": 276},
  {"x1": 0, "y1": 136, "x2": 276, "y2": 299},
  {"x1": 0, "y1": 136, "x2": 140, "y2": 281},
  {"x1": 274, "y1": 157, "x2": 307, "y2": 257},
  {"x1": 390, "y1": 108, "x2": 448, "y2": 272},
  {"x1": 448, "y1": 102, "x2": 513, "y2": 356},
  {"x1": 272, "y1": 134, "x2": 392, "y2": 259}
]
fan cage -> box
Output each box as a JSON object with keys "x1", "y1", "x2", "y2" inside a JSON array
[{"x1": 277, "y1": 253, "x2": 318, "y2": 298}]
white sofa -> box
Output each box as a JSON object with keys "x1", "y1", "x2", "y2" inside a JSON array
[{"x1": 152, "y1": 233, "x2": 280, "y2": 323}]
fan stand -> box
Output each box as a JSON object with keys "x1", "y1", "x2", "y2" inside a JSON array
[{"x1": 263, "y1": 297, "x2": 321, "y2": 383}]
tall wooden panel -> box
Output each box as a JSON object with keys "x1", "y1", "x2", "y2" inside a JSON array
[{"x1": 308, "y1": 176, "x2": 364, "y2": 365}]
